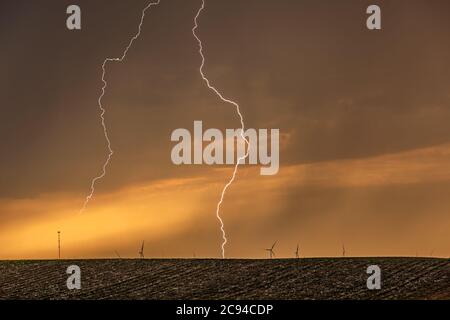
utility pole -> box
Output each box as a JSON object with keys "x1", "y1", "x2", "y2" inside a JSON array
[{"x1": 57, "y1": 231, "x2": 61, "y2": 259}]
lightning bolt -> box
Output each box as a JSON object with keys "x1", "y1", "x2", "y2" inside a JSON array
[
  {"x1": 192, "y1": 0, "x2": 250, "y2": 258},
  {"x1": 81, "y1": 0, "x2": 247, "y2": 258},
  {"x1": 80, "y1": 0, "x2": 161, "y2": 213}
]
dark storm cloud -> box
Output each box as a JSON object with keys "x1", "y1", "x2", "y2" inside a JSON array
[
  {"x1": 198, "y1": 0, "x2": 450, "y2": 163},
  {"x1": 2, "y1": 0, "x2": 450, "y2": 199}
]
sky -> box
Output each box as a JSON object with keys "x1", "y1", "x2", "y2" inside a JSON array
[{"x1": 1, "y1": 0, "x2": 450, "y2": 259}]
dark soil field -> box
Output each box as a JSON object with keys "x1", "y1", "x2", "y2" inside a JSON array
[{"x1": 0, "y1": 258, "x2": 448, "y2": 300}]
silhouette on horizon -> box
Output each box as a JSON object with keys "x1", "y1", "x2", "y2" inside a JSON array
[
  {"x1": 139, "y1": 241, "x2": 145, "y2": 259},
  {"x1": 265, "y1": 241, "x2": 277, "y2": 259}
]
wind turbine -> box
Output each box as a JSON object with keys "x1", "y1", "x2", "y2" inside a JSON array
[
  {"x1": 295, "y1": 243, "x2": 299, "y2": 259},
  {"x1": 57, "y1": 231, "x2": 61, "y2": 260},
  {"x1": 265, "y1": 241, "x2": 277, "y2": 259},
  {"x1": 139, "y1": 241, "x2": 145, "y2": 259}
]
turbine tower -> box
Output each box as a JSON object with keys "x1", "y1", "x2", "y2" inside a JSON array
[
  {"x1": 57, "y1": 231, "x2": 61, "y2": 259},
  {"x1": 139, "y1": 241, "x2": 145, "y2": 259}
]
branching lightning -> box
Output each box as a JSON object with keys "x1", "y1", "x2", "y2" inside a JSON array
[
  {"x1": 80, "y1": 0, "x2": 161, "y2": 213},
  {"x1": 192, "y1": 0, "x2": 250, "y2": 258},
  {"x1": 81, "y1": 0, "x2": 247, "y2": 259}
]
